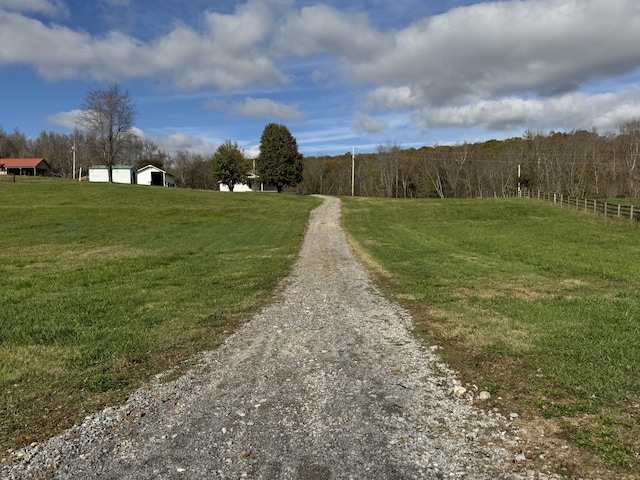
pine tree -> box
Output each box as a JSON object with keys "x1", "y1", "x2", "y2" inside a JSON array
[{"x1": 256, "y1": 123, "x2": 303, "y2": 193}]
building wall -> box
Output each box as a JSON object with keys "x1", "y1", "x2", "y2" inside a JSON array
[
  {"x1": 89, "y1": 166, "x2": 136, "y2": 184},
  {"x1": 219, "y1": 182, "x2": 254, "y2": 192},
  {"x1": 113, "y1": 168, "x2": 136, "y2": 184},
  {"x1": 138, "y1": 167, "x2": 175, "y2": 187},
  {"x1": 219, "y1": 176, "x2": 278, "y2": 192},
  {"x1": 88, "y1": 167, "x2": 109, "y2": 183},
  {"x1": 137, "y1": 169, "x2": 153, "y2": 186}
]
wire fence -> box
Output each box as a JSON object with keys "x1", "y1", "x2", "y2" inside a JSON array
[{"x1": 510, "y1": 189, "x2": 640, "y2": 222}]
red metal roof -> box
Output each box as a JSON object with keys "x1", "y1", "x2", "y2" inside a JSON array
[{"x1": 0, "y1": 158, "x2": 48, "y2": 167}]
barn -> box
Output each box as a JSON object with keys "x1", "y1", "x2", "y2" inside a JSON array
[
  {"x1": 0, "y1": 158, "x2": 51, "y2": 176},
  {"x1": 88, "y1": 165, "x2": 137, "y2": 184},
  {"x1": 137, "y1": 165, "x2": 175, "y2": 187}
]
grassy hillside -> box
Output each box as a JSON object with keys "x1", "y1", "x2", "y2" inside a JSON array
[
  {"x1": 342, "y1": 197, "x2": 640, "y2": 477},
  {"x1": 0, "y1": 179, "x2": 320, "y2": 452}
]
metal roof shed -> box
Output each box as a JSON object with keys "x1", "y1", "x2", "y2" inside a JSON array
[
  {"x1": 137, "y1": 165, "x2": 175, "y2": 187},
  {"x1": 88, "y1": 165, "x2": 137, "y2": 184},
  {"x1": 0, "y1": 158, "x2": 51, "y2": 176}
]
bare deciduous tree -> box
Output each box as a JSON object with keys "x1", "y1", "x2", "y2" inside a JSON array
[{"x1": 79, "y1": 84, "x2": 137, "y2": 182}]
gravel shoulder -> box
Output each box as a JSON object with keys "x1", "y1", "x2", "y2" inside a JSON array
[{"x1": 3, "y1": 196, "x2": 558, "y2": 480}]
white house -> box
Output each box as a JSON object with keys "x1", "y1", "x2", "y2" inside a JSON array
[
  {"x1": 137, "y1": 165, "x2": 175, "y2": 187},
  {"x1": 88, "y1": 165, "x2": 137, "y2": 184},
  {"x1": 219, "y1": 174, "x2": 278, "y2": 192}
]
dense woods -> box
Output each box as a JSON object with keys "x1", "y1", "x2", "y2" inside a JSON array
[
  {"x1": 3, "y1": 119, "x2": 640, "y2": 199},
  {"x1": 297, "y1": 121, "x2": 640, "y2": 200}
]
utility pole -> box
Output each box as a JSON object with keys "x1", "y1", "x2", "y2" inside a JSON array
[
  {"x1": 351, "y1": 147, "x2": 356, "y2": 197},
  {"x1": 72, "y1": 141, "x2": 76, "y2": 180}
]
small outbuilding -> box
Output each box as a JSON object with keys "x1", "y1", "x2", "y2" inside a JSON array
[
  {"x1": 137, "y1": 165, "x2": 175, "y2": 187},
  {"x1": 0, "y1": 158, "x2": 51, "y2": 176},
  {"x1": 88, "y1": 165, "x2": 137, "y2": 184}
]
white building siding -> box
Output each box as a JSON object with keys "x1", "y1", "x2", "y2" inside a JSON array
[
  {"x1": 219, "y1": 174, "x2": 278, "y2": 192},
  {"x1": 219, "y1": 182, "x2": 254, "y2": 192},
  {"x1": 88, "y1": 166, "x2": 136, "y2": 184},
  {"x1": 88, "y1": 167, "x2": 109, "y2": 183},
  {"x1": 137, "y1": 165, "x2": 175, "y2": 187}
]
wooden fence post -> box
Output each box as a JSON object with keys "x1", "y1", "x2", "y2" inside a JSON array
[{"x1": 532, "y1": 192, "x2": 640, "y2": 223}]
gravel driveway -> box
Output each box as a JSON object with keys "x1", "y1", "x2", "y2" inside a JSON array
[{"x1": 3, "y1": 196, "x2": 554, "y2": 480}]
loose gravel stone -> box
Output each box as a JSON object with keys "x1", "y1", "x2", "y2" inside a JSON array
[
  {"x1": 478, "y1": 392, "x2": 492, "y2": 401},
  {"x1": 2, "y1": 196, "x2": 562, "y2": 479}
]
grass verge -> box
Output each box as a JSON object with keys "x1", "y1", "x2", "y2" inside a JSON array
[
  {"x1": 0, "y1": 179, "x2": 320, "y2": 454},
  {"x1": 341, "y1": 197, "x2": 640, "y2": 479}
]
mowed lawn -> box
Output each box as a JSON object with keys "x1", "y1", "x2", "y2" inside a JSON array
[
  {"x1": 342, "y1": 197, "x2": 640, "y2": 476},
  {"x1": 0, "y1": 179, "x2": 320, "y2": 452}
]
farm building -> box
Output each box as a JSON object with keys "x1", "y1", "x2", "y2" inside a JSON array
[
  {"x1": 137, "y1": 165, "x2": 175, "y2": 187},
  {"x1": 0, "y1": 158, "x2": 51, "y2": 176},
  {"x1": 219, "y1": 174, "x2": 278, "y2": 192},
  {"x1": 88, "y1": 165, "x2": 137, "y2": 184}
]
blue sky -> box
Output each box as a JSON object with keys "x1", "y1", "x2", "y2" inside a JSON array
[{"x1": 2, "y1": 0, "x2": 640, "y2": 158}]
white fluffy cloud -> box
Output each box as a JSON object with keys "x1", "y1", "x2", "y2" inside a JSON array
[
  {"x1": 153, "y1": 132, "x2": 217, "y2": 156},
  {"x1": 208, "y1": 97, "x2": 302, "y2": 121},
  {"x1": 5, "y1": 0, "x2": 640, "y2": 149},
  {"x1": 243, "y1": 145, "x2": 261, "y2": 159},
  {"x1": 0, "y1": 0, "x2": 66, "y2": 16},
  {"x1": 413, "y1": 88, "x2": 640, "y2": 133},
  {"x1": 0, "y1": 1, "x2": 287, "y2": 90},
  {"x1": 280, "y1": 4, "x2": 390, "y2": 61},
  {"x1": 353, "y1": 111, "x2": 387, "y2": 134},
  {"x1": 236, "y1": 97, "x2": 302, "y2": 120},
  {"x1": 4, "y1": 0, "x2": 640, "y2": 101},
  {"x1": 46, "y1": 109, "x2": 83, "y2": 129},
  {"x1": 358, "y1": 0, "x2": 640, "y2": 107}
]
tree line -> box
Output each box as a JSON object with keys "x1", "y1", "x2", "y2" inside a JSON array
[
  {"x1": 297, "y1": 121, "x2": 640, "y2": 199},
  {"x1": 0, "y1": 122, "x2": 303, "y2": 192},
  {"x1": 0, "y1": 125, "x2": 166, "y2": 179},
  {"x1": 0, "y1": 84, "x2": 303, "y2": 192},
  {"x1": 2, "y1": 81, "x2": 638, "y2": 198}
]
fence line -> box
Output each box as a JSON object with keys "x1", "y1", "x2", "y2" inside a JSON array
[{"x1": 508, "y1": 190, "x2": 639, "y2": 222}]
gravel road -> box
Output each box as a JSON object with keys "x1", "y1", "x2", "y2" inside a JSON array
[{"x1": 3, "y1": 196, "x2": 557, "y2": 480}]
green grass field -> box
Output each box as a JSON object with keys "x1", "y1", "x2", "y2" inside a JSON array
[
  {"x1": 341, "y1": 197, "x2": 640, "y2": 476},
  {"x1": 3, "y1": 180, "x2": 639, "y2": 476},
  {"x1": 0, "y1": 179, "x2": 320, "y2": 452}
]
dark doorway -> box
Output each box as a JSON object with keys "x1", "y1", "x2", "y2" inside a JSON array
[{"x1": 151, "y1": 171, "x2": 163, "y2": 186}]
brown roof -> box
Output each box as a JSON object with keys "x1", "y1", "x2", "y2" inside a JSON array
[{"x1": 0, "y1": 158, "x2": 49, "y2": 168}]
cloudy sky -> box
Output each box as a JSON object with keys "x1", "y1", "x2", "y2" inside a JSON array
[{"x1": 2, "y1": 0, "x2": 640, "y2": 157}]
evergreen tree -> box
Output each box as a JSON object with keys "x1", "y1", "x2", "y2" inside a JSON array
[{"x1": 256, "y1": 123, "x2": 303, "y2": 193}]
